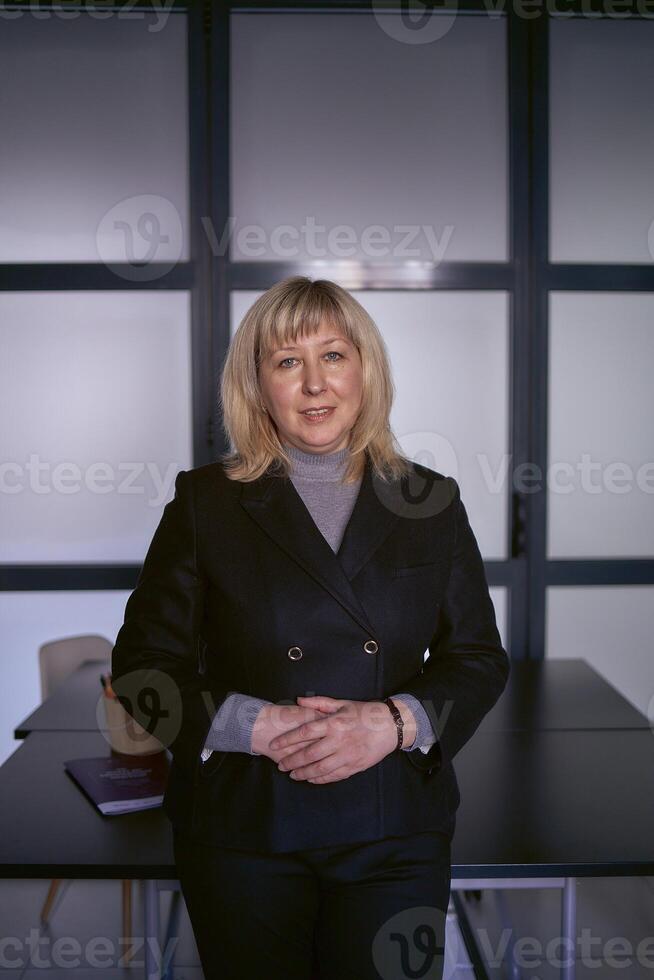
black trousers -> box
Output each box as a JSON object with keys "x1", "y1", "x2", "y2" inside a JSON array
[{"x1": 173, "y1": 826, "x2": 452, "y2": 980}]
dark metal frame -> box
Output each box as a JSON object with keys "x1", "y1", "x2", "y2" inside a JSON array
[{"x1": 1, "y1": 1, "x2": 652, "y2": 673}]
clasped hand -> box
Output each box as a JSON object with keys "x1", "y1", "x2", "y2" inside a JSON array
[{"x1": 252, "y1": 695, "x2": 414, "y2": 784}]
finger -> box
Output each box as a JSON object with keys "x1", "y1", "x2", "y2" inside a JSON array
[
  {"x1": 277, "y1": 736, "x2": 340, "y2": 773},
  {"x1": 296, "y1": 695, "x2": 344, "y2": 712},
  {"x1": 283, "y1": 747, "x2": 343, "y2": 780},
  {"x1": 276, "y1": 739, "x2": 321, "y2": 763},
  {"x1": 268, "y1": 705, "x2": 328, "y2": 748},
  {"x1": 307, "y1": 763, "x2": 354, "y2": 784},
  {"x1": 269, "y1": 715, "x2": 329, "y2": 750}
]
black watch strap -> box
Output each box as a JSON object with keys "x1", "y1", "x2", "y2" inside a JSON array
[{"x1": 384, "y1": 696, "x2": 404, "y2": 750}]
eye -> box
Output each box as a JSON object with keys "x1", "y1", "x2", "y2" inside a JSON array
[{"x1": 277, "y1": 351, "x2": 343, "y2": 368}]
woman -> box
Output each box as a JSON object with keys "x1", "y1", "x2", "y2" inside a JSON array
[{"x1": 111, "y1": 276, "x2": 510, "y2": 980}]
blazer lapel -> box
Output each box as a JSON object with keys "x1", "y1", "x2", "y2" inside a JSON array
[{"x1": 239, "y1": 452, "x2": 400, "y2": 635}]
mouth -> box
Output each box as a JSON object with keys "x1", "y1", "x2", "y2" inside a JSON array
[{"x1": 299, "y1": 407, "x2": 335, "y2": 422}]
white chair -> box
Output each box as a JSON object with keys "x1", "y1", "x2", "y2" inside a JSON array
[{"x1": 38, "y1": 633, "x2": 112, "y2": 699}]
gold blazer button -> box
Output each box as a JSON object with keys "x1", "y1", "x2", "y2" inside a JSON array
[
  {"x1": 287, "y1": 646, "x2": 303, "y2": 661},
  {"x1": 363, "y1": 639, "x2": 378, "y2": 655}
]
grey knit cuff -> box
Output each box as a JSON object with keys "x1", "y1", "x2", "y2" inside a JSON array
[
  {"x1": 390, "y1": 693, "x2": 438, "y2": 754},
  {"x1": 201, "y1": 692, "x2": 271, "y2": 763}
]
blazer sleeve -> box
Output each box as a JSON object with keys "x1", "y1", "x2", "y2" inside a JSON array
[
  {"x1": 399, "y1": 480, "x2": 511, "y2": 775},
  {"x1": 111, "y1": 468, "x2": 231, "y2": 782}
]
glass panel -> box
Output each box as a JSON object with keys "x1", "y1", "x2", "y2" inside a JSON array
[
  {"x1": 231, "y1": 289, "x2": 509, "y2": 559},
  {"x1": 489, "y1": 587, "x2": 509, "y2": 655},
  {"x1": 550, "y1": 20, "x2": 654, "y2": 263},
  {"x1": 0, "y1": 12, "x2": 189, "y2": 263},
  {"x1": 0, "y1": 291, "x2": 193, "y2": 563},
  {"x1": 548, "y1": 293, "x2": 654, "y2": 558},
  {"x1": 231, "y1": 13, "x2": 508, "y2": 262},
  {"x1": 0, "y1": 591, "x2": 131, "y2": 767},
  {"x1": 546, "y1": 586, "x2": 654, "y2": 722}
]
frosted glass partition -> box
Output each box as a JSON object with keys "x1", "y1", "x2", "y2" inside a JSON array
[
  {"x1": 231, "y1": 13, "x2": 508, "y2": 263},
  {"x1": 550, "y1": 20, "x2": 654, "y2": 263},
  {"x1": 548, "y1": 293, "x2": 654, "y2": 559},
  {"x1": 231, "y1": 290, "x2": 509, "y2": 559},
  {"x1": 0, "y1": 13, "x2": 189, "y2": 263},
  {"x1": 489, "y1": 587, "x2": 509, "y2": 655},
  {"x1": 0, "y1": 291, "x2": 193, "y2": 563},
  {"x1": 0, "y1": 590, "x2": 132, "y2": 767},
  {"x1": 547, "y1": 586, "x2": 654, "y2": 723}
]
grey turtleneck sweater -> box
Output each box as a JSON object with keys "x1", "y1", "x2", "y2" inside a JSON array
[{"x1": 201, "y1": 443, "x2": 437, "y2": 762}]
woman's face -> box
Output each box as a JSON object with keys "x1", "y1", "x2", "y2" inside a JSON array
[{"x1": 258, "y1": 320, "x2": 363, "y2": 455}]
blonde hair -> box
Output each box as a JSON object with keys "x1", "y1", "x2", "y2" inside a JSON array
[{"x1": 219, "y1": 276, "x2": 411, "y2": 484}]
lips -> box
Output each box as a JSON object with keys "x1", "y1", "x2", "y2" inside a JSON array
[{"x1": 299, "y1": 407, "x2": 335, "y2": 422}]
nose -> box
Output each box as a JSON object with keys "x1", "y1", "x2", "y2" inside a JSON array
[{"x1": 302, "y1": 357, "x2": 328, "y2": 395}]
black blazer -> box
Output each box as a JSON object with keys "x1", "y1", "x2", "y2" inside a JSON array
[{"x1": 111, "y1": 452, "x2": 510, "y2": 854}]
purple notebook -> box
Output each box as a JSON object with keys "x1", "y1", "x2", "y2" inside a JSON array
[{"x1": 64, "y1": 751, "x2": 170, "y2": 816}]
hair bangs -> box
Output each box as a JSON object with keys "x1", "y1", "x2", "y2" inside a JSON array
[{"x1": 256, "y1": 282, "x2": 354, "y2": 365}]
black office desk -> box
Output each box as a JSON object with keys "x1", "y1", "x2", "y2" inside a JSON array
[
  {"x1": 477, "y1": 658, "x2": 649, "y2": 732},
  {"x1": 14, "y1": 659, "x2": 110, "y2": 739},
  {"x1": 455, "y1": 728, "x2": 654, "y2": 878},
  {"x1": 5, "y1": 660, "x2": 653, "y2": 980},
  {"x1": 452, "y1": 725, "x2": 654, "y2": 980},
  {"x1": 3, "y1": 728, "x2": 652, "y2": 882},
  {"x1": 0, "y1": 731, "x2": 173, "y2": 879},
  {"x1": 14, "y1": 657, "x2": 650, "y2": 740},
  {"x1": 0, "y1": 730, "x2": 176, "y2": 979}
]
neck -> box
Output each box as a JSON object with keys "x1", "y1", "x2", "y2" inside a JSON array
[{"x1": 283, "y1": 441, "x2": 351, "y2": 480}]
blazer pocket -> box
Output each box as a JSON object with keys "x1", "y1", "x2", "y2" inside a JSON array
[
  {"x1": 198, "y1": 749, "x2": 253, "y2": 781},
  {"x1": 393, "y1": 561, "x2": 438, "y2": 579},
  {"x1": 198, "y1": 749, "x2": 229, "y2": 780}
]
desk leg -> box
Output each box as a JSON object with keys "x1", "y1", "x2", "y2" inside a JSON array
[
  {"x1": 161, "y1": 889, "x2": 181, "y2": 980},
  {"x1": 493, "y1": 889, "x2": 522, "y2": 979},
  {"x1": 561, "y1": 876, "x2": 576, "y2": 980},
  {"x1": 143, "y1": 879, "x2": 160, "y2": 980}
]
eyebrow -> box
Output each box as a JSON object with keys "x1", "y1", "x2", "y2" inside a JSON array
[{"x1": 273, "y1": 337, "x2": 346, "y2": 354}]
